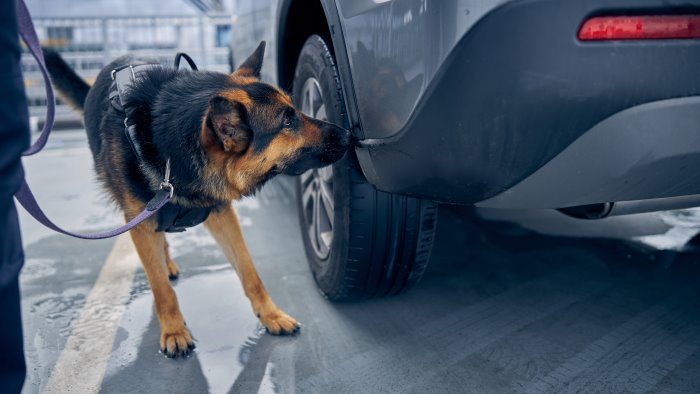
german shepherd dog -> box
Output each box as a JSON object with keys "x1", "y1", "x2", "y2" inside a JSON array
[{"x1": 43, "y1": 42, "x2": 350, "y2": 357}]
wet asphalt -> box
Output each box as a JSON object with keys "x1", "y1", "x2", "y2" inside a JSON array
[{"x1": 17, "y1": 130, "x2": 700, "y2": 393}]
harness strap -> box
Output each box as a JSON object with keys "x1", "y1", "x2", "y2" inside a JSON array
[
  {"x1": 174, "y1": 52, "x2": 198, "y2": 71},
  {"x1": 12, "y1": 0, "x2": 172, "y2": 240},
  {"x1": 110, "y1": 63, "x2": 159, "y2": 161}
]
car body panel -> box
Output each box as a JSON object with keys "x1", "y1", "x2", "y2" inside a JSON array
[{"x1": 335, "y1": 0, "x2": 512, "y2": 140}]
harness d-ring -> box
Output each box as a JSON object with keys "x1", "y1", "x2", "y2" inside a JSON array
[{"x1": 159, "y1": 158, "x2": 174, "y2": 199}]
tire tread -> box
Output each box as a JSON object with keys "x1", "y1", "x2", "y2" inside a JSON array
[{"x1": 293, "y1": 35, "x2": 438, "y2": 301}]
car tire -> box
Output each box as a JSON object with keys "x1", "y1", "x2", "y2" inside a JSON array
[{"x1": 293, "y1": 35, "x2": 438, "y2": 300}]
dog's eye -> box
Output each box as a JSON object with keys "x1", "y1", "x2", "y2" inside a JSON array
[{"x1": 282, "y1": 109, "x2": 296, "y2": 128}]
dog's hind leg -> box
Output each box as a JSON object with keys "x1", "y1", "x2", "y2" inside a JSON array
[
  {"x1": 163, "y1": 238, "x2": 180, "y2": 280},
  {"x1": 124, "y1": 199, "x2": 194, "y2": 357},
  {"x1": 205, "y1": 204, "x2": 300, "y2": 335}
]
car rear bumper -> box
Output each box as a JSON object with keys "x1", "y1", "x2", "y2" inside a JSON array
[
  {"x1": 477, "y1": 96, "x2": 700, "y2": 208},
  {"x1": 354, "y1": 0, "x2": 700, "y2": 207}
]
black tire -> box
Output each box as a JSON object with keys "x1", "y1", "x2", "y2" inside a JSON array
[{"x1": 293, "y1": 35, "x2": 438, "y2": 300}]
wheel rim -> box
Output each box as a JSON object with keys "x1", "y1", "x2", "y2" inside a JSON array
[{"x1": 299, "y1": 77, "x2": 333, "y2": 260}]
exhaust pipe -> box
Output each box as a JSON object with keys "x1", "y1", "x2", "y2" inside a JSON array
[{"x1": 559, "y1": 194, "x2": 700, "y2": 220}]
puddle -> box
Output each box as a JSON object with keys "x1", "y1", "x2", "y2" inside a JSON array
[{"x1": 103, "y1": 268, "x2": 297, "y2": 394}]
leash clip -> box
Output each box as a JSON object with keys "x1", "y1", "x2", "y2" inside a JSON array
[{"x1": 159, "y1": 159, "x2": 174, "y2": 199}]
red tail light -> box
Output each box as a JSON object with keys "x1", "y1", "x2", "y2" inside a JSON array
[{"x1": 578, "y1": 15, "x2": 700, "y2": 41}]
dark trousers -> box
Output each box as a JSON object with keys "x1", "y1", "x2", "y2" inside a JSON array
[
  {"x1": 0, "y1": 152, "x2": 29, "y2": 389},
  {"x1": 0, "y1": 0, "x2": 31, "y2": 392},
  {"x1": 0, "y1": 280, "x2": 25, "y2": 394},
  {"x1": 0, "y1": 198, "x2": 26, "y2": 394}
]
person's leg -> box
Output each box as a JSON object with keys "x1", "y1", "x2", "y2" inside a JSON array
[
  {"x1": 0, "y1": 198, "x2": 26, "y2": 394},
  {"x1": 0, "y1": 0, "x2": 32, "y2": 391}
]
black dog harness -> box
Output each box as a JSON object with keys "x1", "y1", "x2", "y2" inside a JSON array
[{"x1": 108, "y1": 54, "x2": 213, "y2": 233}]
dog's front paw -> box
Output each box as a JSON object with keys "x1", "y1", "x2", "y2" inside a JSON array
[
  {"x1": 259, "y1": 308, "x2": 300, "y2": 335},
  {"x1": 160, "y1": 325, "x2": 195, "y2": 358}
]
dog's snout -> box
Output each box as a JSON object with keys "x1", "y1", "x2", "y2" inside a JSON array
[{"x1": 281, "y1": 117, "x2": 351, "y2": 176}]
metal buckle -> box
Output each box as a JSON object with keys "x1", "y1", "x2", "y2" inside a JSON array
[
  {"x1": 160, "y1": 181, "x2": 174, "y2": 199},
  {"x1": 111, "y1": 64, "x2": 137, "y2": 81},
  {"x1": 159, "y1": 159, "x2": 174, "y2": 198}
]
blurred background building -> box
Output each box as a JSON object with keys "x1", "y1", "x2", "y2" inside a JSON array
[{"x1": 23, "y1": 0, "x2": 235, "y2": 129}]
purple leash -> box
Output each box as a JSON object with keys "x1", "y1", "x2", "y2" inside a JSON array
[
  {"x1": 15, "y1": 183, "x2": 171, "y2": 239},
  {"x1": 15, "y1": 0, "x2": 51, "y2": 156},
  {"x1": 13, "y1": 0, "x2": 172, "y2": 239}
]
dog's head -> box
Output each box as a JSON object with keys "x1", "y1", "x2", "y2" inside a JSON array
[{"x1": 201, "y1": 42, "x2": 351, "y2": 198}]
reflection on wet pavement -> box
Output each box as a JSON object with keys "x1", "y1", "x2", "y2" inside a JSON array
[{"x1": 18, "y1": 131, "x2": 700, "y2": 393}]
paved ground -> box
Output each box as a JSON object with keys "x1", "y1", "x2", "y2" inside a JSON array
[{"x1": 17, "y1": 130, "x2": 700, "y2": 393}]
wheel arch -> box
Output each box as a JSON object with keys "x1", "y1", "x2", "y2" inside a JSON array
[
  {"x1": 276, "y1": 0, "x2": 334, "y2": 91},
  {"x1": 277, "y1": 0, "x2": 364, "y2": 142}
]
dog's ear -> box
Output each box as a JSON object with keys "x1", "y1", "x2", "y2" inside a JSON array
[
  {"x1": 205, "y1": 96, "x2": 251, "y2": 154},
  {"x1": 233, "y1": 41, "x2": 265, "y2": 78}
]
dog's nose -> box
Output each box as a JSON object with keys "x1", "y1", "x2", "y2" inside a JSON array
[
  {"x1": 336, "y1": 126, "x2": 351, "y2": 150},
  {"x1": 319, "y1": 124, "x2": 351, "y2": 163},
  {"x1": 349, "y1": 132, "x2": 360, "y2": 147},
  {"x1": 327, "y1": 124, "x2": 351, "y2": 153}
]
